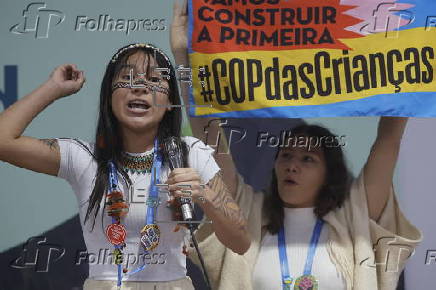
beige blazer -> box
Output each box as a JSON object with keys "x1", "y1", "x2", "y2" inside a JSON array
[{"x1": 189, "y1": 171, "x2": 422, "y2": 290}]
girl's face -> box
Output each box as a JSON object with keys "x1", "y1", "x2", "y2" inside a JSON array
[
  {"x1": 274, "y1": 142, "x2": 327, "y2": 208},
  {"x1": 111, "y1": 51, "x2": 171, "y2": 134}
]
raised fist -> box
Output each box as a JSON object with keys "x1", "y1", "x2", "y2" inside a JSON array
[{"x1": 47, "y1": 64, "x2": 86, "y2": 99}]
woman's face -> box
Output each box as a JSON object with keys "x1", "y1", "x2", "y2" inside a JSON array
[
  {"x1": 111, "y1": 51, "x2": 171, "y2": 134},
  {"x1": 274, "y1": 141, "x2": 327, "y2": 208}
]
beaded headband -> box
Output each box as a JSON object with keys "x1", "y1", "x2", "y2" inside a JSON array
[
  {"x1": 111, "y1": 80, "x2": 170, "y2": 94},
  {"x1": 110, "y1": 43, "x2": 172, "y2": 68}
]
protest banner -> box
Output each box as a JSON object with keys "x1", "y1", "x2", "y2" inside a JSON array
[{"x1": 188, "y1": 0, "x2": 436, "y2": 117}]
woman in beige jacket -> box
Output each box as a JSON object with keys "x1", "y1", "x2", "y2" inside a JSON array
[{"x1": 171, "y1": 1, "x2": 422, "y2": 289}]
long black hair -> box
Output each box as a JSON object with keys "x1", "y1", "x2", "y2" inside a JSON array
[
  {"x1": 83, "y1": 43, "x2": 188, "y2": 230},
  {"x1": 264, "y1": 124, "x2": 352, "y2": 235}
]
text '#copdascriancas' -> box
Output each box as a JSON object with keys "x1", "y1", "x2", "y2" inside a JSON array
[{"x1": 196, "y1": 47, "x2": 434, "y2": 105}]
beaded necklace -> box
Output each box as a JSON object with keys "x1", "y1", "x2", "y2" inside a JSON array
[
  {"x1": 105, "y1": 139, "x2": 162, "y2": 287},
  {"x1": 121, "y1": 151, "x2": 154, "y2": 174}
]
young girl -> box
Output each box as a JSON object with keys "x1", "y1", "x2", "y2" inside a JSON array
[
  {"x1": 170, "y1": 1, "x2": 422, "y2": 289},
  {"x1": 0, "y1": 43, "x2": 250, "y2": 289}
]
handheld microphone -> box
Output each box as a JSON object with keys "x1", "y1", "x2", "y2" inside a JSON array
[
  {"x1": 163, "y1": 137, "x2": 194, "y2": 222},
  {"x1": 163, "y1": 136, "x2": 212, "y2": 290}
]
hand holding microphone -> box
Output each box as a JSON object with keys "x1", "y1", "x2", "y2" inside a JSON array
[
  {"x1": 164, "y1": 137, "x2": 213, "y2": 289},
  {"x1": 164, "y1": 137, "x2": 205, "y2": 225}
]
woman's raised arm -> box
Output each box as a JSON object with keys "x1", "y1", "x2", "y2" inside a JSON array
[
  {"x1": 170, "y1": 0, "x2": 239, "y2": 196},
  {"x1": 363, "y1": 117, "x2": 408, "y2": 221},
  {"x1": 0, "y1": 64, "x2": 85, "y2": 176}
]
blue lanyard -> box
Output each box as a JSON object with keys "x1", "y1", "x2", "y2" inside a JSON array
[
  {"x1": 107, "y1": 138, "x2": 162, "y2": 282},
  {"x1": 278, "y1": 219, "x2": 324, "y2": 289},
  {"x1": 108, "y1": 161, "x2": 123, "y2": 286},
  {"x1": 145, "y1": 138, "x2": 162, "y2": 225},
  {"x1": 128, "y1": 138, "x2": 162, "y2": 276}
]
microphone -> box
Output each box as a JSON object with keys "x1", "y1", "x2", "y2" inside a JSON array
[
  {"x1": 163, "y1": 137, "x2": 194, "y2": 222},
  {"x1": 163, "y1": 136, "x2": 212, "y2": 290}
]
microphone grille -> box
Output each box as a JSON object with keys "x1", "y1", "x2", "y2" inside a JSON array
[{"x1": 163, "y1": 136, "x2": 183, "y2": 168}]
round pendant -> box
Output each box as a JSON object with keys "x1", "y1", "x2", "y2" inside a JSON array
[
  {"x1": 140, "y1": 224, "x2": 160, "y2": 251},
  {"x1": 283, "y1": 277, "x2": 293, "y2": 290},
  {"x1": 106, "y1": 224, "x2": 126, "y2": 245},
  {"x1": 294, "y1": 274, "x2": 318, "y2": 290}
]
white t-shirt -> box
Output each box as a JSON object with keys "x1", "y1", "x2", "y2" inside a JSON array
[
  {"x1": 57, "y1": 136, "x2": 220, "y2": 282},
  {"x1": 253, "y1": 207, "x2": 346, "y2": 290}
]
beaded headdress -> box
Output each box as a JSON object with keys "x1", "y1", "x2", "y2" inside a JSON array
[{"x1": 110, "y1": 43, "x2": 172, "y2": 68}]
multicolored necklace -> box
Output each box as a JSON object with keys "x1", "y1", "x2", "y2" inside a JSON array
[
  {"x1": 121, "y1": 152, "x2": 154, "y2": 174},
  {"x1": 105, "y1": 139, "x2": 162, "y2": 287}
]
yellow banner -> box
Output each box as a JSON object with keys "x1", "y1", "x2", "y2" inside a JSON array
[{"x1": 191, "y1": 28, "x2": 436, "y2": 116}]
